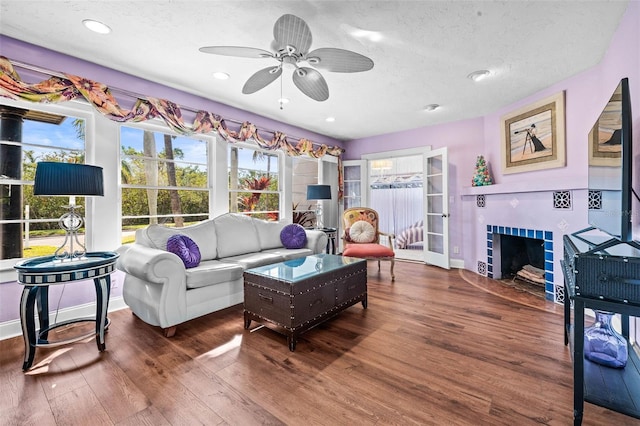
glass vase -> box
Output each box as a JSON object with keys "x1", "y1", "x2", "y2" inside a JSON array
[{"x1": 584, "y1": 310, "x2": 628, "y2": 368}]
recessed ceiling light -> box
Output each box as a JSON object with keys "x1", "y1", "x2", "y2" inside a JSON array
[
  {"x1": 350, "y1": 28, "x2": 383, "y2": 43},
  {"x1": 325, "y1": 117, "x2": 335, "y2": 122},
  {"x1": 467, "y1": 70, "x2": 491, "y2": 82},
  {"x1": 423, "y1": 104, "x2": 439, "y2": 112},
  {"x1": 213, "y1": 72, "x2": 230, "y2": 80},
  {"x1": 82, "y1": 19, "x2": 111, "y2": 34}
]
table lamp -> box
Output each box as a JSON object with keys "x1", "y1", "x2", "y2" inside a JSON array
[
  {"x1": 33, "y1": 162, "x2": 104, "y2": 261},
  {"x1": 306, "y1": 184, "x2": 331, "y2": 229}
]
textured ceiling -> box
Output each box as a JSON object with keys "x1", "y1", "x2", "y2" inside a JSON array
[{"x1": 0, "y1": 1, "x2": 629, "y2": 141}]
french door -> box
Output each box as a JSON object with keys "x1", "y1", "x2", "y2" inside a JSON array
[
  {"x1": 424, "y1": 147, "x2": 450, "y2": 269},
  {"x1": 344, "y1": 148, "x2": 450, "y2": 268}
]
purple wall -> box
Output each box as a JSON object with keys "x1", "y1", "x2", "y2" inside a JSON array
[{"x1": 346, "y1": 2, "x2": 640, "y2": 274}]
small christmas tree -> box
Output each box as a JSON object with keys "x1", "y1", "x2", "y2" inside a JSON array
[{"x1": 471, "y1": 155, "x2": 493, "y2": 186}]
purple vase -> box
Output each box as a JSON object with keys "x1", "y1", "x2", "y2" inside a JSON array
[{"x1": 584, "y1": 310, "x2": 628, "y2": 368}]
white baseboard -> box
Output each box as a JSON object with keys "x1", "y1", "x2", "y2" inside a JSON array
[
  {"x1": 0, "y1": 296, "x2": 128, "y2": 341},
  {"x1": 450, "y1": 259, "x2": 464, "y2": 269}
]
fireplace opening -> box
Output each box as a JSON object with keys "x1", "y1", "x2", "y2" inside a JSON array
[
  {"x1": 499, "y1": 234, "x2": 545, "y2": 289},
  {"x1": 486, "y1": 225, "x2": 554, "y2": 301}
]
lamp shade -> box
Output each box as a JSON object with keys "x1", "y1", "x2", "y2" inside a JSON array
[
  {"x1": 34, "y1": 162, "x2": 104, "y2": 196},
  {"x1": 306, "y1": 184, "x2": 332, "y2": 200}
]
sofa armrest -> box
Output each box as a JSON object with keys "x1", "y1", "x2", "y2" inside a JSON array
[
  {"x1": 117, "y1": 243, "x2": 186, "y2": 284},
  {"x1": 304, "y1": 230, "x2": 329, "y2": 254}
]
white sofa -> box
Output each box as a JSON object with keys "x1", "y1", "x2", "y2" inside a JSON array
[{"x1": 116, "y1": 213, "x2": 328, "y2": 336}]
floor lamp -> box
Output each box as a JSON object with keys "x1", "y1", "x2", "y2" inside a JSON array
[
  {"x1": 306, "y1": 184, "x2": 331, "y2": 229},
  {"x1": 33, "y1": 162, "x2": 104, "y2": 261}
]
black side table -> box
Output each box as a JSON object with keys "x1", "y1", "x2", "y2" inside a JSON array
[{"x1": 14, "y1": 251, "x2": 119, "y2": 371}]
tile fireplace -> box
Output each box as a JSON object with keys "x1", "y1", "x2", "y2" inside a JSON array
[{"x1": 485, "y1": 225, "x2": 561, "y2": 302}]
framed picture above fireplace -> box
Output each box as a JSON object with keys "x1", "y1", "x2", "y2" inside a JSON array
[{"x1": 500, "y1": 91, "x2": 566, "y2": 174}]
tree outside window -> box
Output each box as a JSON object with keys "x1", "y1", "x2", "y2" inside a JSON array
[{"x1": 228, "y1": 145, "x2": 280, "y2": 220}]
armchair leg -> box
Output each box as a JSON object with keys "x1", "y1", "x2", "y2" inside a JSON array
[
  {"x1": 163, "y1": 326, "x2": 177, "y2": 338},
  {"x1": 390, "y1": 258, "x2": 395, "y2": 282}
]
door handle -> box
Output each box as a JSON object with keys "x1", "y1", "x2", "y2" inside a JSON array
[{"x1": 441, "y1": 213, "x2": 449, "y2": 218}]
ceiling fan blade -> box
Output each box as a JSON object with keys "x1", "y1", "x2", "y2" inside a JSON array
[
  {"x1": 199, "y1": 46, "x2": 273, "y2": 58},
  {"x1": 273, "y1": 14, "x2": 312, "y2": 54},
  {"x1": 306, "y1": 48, "x2": 374, "y2": 73},
  {"x1": 292, "y1": 67, "x2": 329, "y2": 101},
  {"x1": 242, "y1": 66, "x2": 282, "y2": 94}
]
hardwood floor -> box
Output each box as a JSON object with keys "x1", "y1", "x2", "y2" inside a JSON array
[{"x1": 0, "y1": 261, "x2": 637, "y2": 425}]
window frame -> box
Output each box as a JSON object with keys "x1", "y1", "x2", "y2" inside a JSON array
[
  {"x1": 227, "y1": 141, "x2": 283, "y2": 219},
  {"x1": 118, "y1": 120, "x2": 214, "y2": 232},
  {"x1": 0, "y1": 98, "x2": 96, "y2": 279}
]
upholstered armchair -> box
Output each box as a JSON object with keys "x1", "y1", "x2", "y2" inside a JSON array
[{"x1": 341, "y1": 207, "x2": 395, "y2": 281}]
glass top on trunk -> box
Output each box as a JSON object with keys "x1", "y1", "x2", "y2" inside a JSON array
[{"x1": 245, "y1": 254, "x2": 364, "y2": 283}]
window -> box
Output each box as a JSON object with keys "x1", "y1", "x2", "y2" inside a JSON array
[
  {"x1": 120, "y1": 126, "x2": 209, "y2": 237},
  {"x1": 292, "y1": 156, "x2": 319, "y2": 227},
  {"x1": 0, "y1": 107, "x2": 86, "y2": 260},
  {"x1": 228, "y1": 144, "x2": 280, "y2": 220}
]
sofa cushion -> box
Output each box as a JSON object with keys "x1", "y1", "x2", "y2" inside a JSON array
[
  {"x1": 185, "y1": 260, "x2": 244, "y2": 289},
  {"x1": 261, "y1": 247, "x2": 313, "y2": 260},
  {"x1": 253, "y1": 219, "x2": 287, "y2": 250},
  {"x1": 349, "y1": 220, "x2": 376, "y2": 243},
  {"x1": 221, "y1": 252, "x2": 285, "y2": 270},
  {"x1": 166, "y1": 234, "x2": 201, "y2": 268},
  {"x1": 214, "y1": 214, "x2": 261, "y2": 258},
  {"x1": 142, "y1": 220, "x2": 218, "y2": 260},
  {"x1": 343, "y1": 243, "x2": 395, "y2": 258},
  {"x1": 280, "y1": 224, "x2": 307, "y2": 249}
]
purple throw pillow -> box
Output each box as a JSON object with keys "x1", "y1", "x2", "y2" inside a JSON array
[
  {"x1": 167, "y1": 234, "x2": 201, "y2": 268},
  {"x1": 280, "y1": 224, "x2": 307, "y2": 249}
]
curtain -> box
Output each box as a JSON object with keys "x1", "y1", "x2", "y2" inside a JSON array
[
  {"x1": 0, "y1": 56, "x2": 344, "y2": 199},
  {"x1": 369, "y1": 155, "x2": 423, "y2": 247}
]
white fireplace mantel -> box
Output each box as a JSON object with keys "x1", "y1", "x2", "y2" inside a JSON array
[{"x1": 461, "y1": 176, "x2": 587, "y2": 197}]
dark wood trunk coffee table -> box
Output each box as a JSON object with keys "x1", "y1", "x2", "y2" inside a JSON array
[{"x1": 243, "y1": 254, "x2": 367, "y2": 351}]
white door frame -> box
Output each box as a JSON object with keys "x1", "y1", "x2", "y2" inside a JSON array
[{"x1": 361, "y1": 146, "x2": 453, "y2": 268}]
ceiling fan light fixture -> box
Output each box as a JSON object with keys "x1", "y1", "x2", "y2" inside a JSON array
[
  {"x1": 467, "y1": 69, "x2": 491, "y2": 82},
  {"x1": 278, "y1": 98, "x2": 290, "y2": 104},
  {"x1": 82, "y1": 19, "x2": 111, "y2": 34},
  {"x1": 213, "y1": 72, "x2": 230, "y2": 80},
  {"x1": 424, "y1": 104, "x2": 440, "y2": 112},
  {"x1": 200, "y1": 14, "x2": 373, "y2": 102}
]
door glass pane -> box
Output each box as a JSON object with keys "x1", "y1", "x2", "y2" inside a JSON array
[
  {"x1": 427, "y1": 195, "x2": 443, "y2": 214},
  {"x1": 427, "y1": 174, "x2": 443, "y2": 193},
  {"x1": 427, "y1": 156, "x2": 443, "y2": 175},
  {"x1": 344, "y1": 165, "x2": 361, "y2": 180},
  {"x1": 427, "y1": 214, "x2": 443, "y2": 234},
  {"x1": 427, "y1": 233, "x2": 444, "y2": 254},
  {"x1": 343, "y1": 164, "x2": 362, "y2": 212}
]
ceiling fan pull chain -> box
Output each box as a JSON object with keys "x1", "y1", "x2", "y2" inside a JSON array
[{"x1": 279, "y1": 73, "x2": 284, "y2": 110}]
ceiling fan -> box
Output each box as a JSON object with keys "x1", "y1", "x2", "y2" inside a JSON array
[{"x1": 199, "y1": 14, "x2": 374, "y2": 102}]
